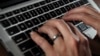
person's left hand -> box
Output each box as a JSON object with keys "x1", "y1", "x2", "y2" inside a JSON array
[{"x1": 30, "y1": 19, "x2": 91, "y2": 56}]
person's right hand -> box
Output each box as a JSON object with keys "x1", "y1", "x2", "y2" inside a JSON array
[{"x1": 62, "y1": 6, "x2": 100, "y2": 37}]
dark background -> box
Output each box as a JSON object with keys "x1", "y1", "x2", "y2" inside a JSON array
[{"x1": 0, "y1": 0, "x2": 29, "y2": 9}]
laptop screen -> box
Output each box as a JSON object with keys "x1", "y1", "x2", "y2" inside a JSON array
[{"x1": 0, "y1": 0, "x2": 29, "y2": 9}]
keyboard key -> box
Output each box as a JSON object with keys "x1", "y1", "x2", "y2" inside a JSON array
[
  {"x1": 18, "y1": 39, "x2": 36, "y2": 51},
  {"x1": 34, "y1": 3, "x2": 40, "y2": 7},
  {"x1": 38, "y1": 16, "x2": 46, "y2": 22},
  {"x1": 65, "y1": 5, "x2": 71, "y2": 11},
  {"x1": 45, "y1": 0, "x2": 53, "y2": 3},
  {"x1": 78, "y1": 0, "x2": 86, "y2": 5},
  {"x1": 52, "y1": 2, "x2": 60, "y2": 8},
  {"x1": 0, "y1": 14, "x2": 5, "y2": 20},
  {"x1": 31, "y1": 18, "x2": 40, "y2": 25},
  {"x1": 40, "y1": 1, "x2": 46, "y2": 5},
  {"x1": 44, "y1": 13, "x2": 52, "y2": 20},
  {"x1": 32, "y1": 27, "x2": 38, "y2": 32},
  {"x1": 74, "y1": 2, "x2": 81, "y2": 7},
  {"x1": 5, "y1": 12, "x2": 13, "y2": 17},
  {"x1": 62, "y1": 0, "x2": 69, "y2": 4},
  {"x1": 25, "y1": 29, "x2": 32, "y2": 38},
  {"x1": 57, "y1": 0, "x2": 65, "y2": 6},
  {"x1": 60, "y1": 7, "x2": 66, "y2": 13},
  {"x1": 29, "y1": 10, "x2": 38, "y2": 17},
  {"x1": 35, "y1": 8, "x2": 44, "y2": 14},
  {"x1": 18, "y1": 23, "x2": 27, "y2": 31},
  {"x1": 6, "y1": 26, "x2": 20, "y2": 35},
  {"x1": 70, "y1": 4, "x2": 76, "y2": 9},
  {"x1": 0, "y1": 19, "x2": 11, "y2": 27},
  {"x1": 27, "y1": 5, "x2": 34, "y2": 9},
  {"x1": 12, "y1": 33, "x2": 28, "y2": 43},
  {"x1": 13, "y1": 9, "x2": 20, "y2": 14},
  {"x1": 24, "y1": 51, "x2": 33, "y2": 56},
  {"x1": 25, "y1": 20, "x2": 34, "y2": 28},
  {"x1": 23, "y1": 12, "x2": 32, "y2": 19},
  {"x1": 55, "y1": 9, "x2": 62, "y2": 15},
  {"x1": 69, "y1": 0, "x2": 74, "y2": 2},
  {"x1": 20, "y1": 7, "x2": 27, "y2": 12},
  {"x1": 47, "y1": 4, "x2": 55, "y2": 10},
  {"x1": 49, "y1": 11, "x2": 57, "y2": 18},
  {"x1": 8, "y1": 17, "x2": 18, "y2": 24},
  {"x1": 31, "y1": 47, "x2": 42, "y2": 56},
  {"x1": 16, "y1": 14, "x2": 25, "y2": 22},
  {"x1": 42, "y1": 6, "x2": 49, "y2": 12}
]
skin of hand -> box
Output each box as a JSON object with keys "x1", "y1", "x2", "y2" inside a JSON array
[
  {"x1": 63, "y1": 6, "x2": 100, "y2": 37},
  {"x1": 30, "y1": 19, "x2": 91, "y2": 56},
  {"x1": 62, "y1": 6, "x2": 100, "y2": 55}
]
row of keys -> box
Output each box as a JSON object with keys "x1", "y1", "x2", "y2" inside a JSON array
[
  {"x1": 0, "y1": 0, "x2": 77, "y2": 28},
  {"x1": 5, "y1": 0, "x2": 87, "y2": 36},
  {"x1": 24, "y1": 46, "x2": 44, "y2": 56},
  {"x1": 0, "y1": 0, "x2": 56, "y2": 20}
]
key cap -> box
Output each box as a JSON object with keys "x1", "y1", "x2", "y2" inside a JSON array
[
  {"x1": 31, "y1": 47, "x2": 42, "y2": 56},
  {"x1": 31, "y1": 18, "x2": 40, "y2": 25},
  {"x1": 24, "y1": 51, "x2": 33, "y2": 56},
  {"x1": 42, "y1": 6, "x2": 49, "y2": 12},
  {"x1": 34, "y1": 3, "x2": 40, "y2": 7},
  {"x1": 49, "y1": 11, "x2": 57, "y2": 18},
  {"x1": 38, "y1": 16, "x2": 46, "y2": 22},
  {"x1": 60, "y1": 7, "x2": 66, "y2": 13},
  {"x1": 8, "y1": 17, "x2": 18, "y2": 24},
  {"x1": 6, "y1": 26, "x2": 20, "y2": 35},
  {"x1": 25, "y1": 20, "x2": 34, "y2": 28},
  {"x1": 18, "y1": 23, "x2": 27, "y2": 31},
  {"x1": 0, "y1": 14, "x2": 5, "y2": 20},
  {"x1": 5, "y1": 12, "x2": 13, "y2": 17},
  {"x1": 16, "y1": 14, "x2": 25, "y2": 22},
  {"x1": 18, "y1": 39, "x2": 37, "y2": 51},
  {"x1": 35, "y1": 8, "x2": 44, "y2": 14},
  {"x1": 13, "y1": 9, "x2": 20, "y2": 14},
  {"x1": 29, "y1": 10, "x2": 38, "y2": 17},
  {"x1": 20, "y1": 7, "x2": 27, "y2": 12},
  {"x1": 0, "y1": 19, "x2": 11, "y2": 27},
  {"x1": 23, "y1": 12, "x2": 32, "y2": 19},
  {"x1": 44, "y1": 13, "x2": 52, "y2": 20},
  {"x1": 55, "y1": 9, "x2": 62, "y2": 15},
  {"x1": 12, "y1": 33, "x2": 28, "y2": 43}
]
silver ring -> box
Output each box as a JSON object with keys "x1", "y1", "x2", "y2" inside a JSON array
[{"x1": 52, "y1": 33, "x2": 61, "y2": 42}]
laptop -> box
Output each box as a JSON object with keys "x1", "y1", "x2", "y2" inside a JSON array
[{"x1": 0, "y1": 0, "x2": 99, "y2": 56}]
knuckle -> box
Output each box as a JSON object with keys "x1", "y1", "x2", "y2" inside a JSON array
[
  {"x1": 70, "y1": 38, "x2": 78, "y2": 47},
  {"x1": 54, "y1": 19, "x2": 63, "y2": 25},
  {"x1": 78, "y1": 13, "x2": 86, "y2": 18}
]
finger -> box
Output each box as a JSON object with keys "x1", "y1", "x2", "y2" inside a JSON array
[
  {"x1": 38, "y1": 25, "x2": 66, "y2": 56},
  {"x1": 64, "y1": 6, "x2": 100, "y2": 17},
  {"x1": 67, "y1": 23, "x2": 92, "y2": 56},
  {"x1": 30, "y1": 32, "x2": 56, "y2": 56},
  {"x1": 68, "y1": 23, "x2": 87, "y2": 40},
  {"x1": 43, "y1": 19, "x2": 80, "y2": 56},
  {"x1": 44, "y1": 19, "x2": 77, "y2": 45},
  {"x1": 63, "y1": 13, "x2": 99, "y2": 30}
]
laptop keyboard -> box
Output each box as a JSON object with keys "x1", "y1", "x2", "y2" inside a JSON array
[{"x1": 0, "y1": 0, "x2": 89, "y2": 56}]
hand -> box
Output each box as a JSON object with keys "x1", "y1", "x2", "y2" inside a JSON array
[
  {"x1": 63, "y1": 6, "x2": 100, "y2": 37},
  {"x1": 30, "y1": 19, "x2": 91, "y2": 56},
  {"x1": 63, "y1": 6, "x2": 100, "y2": 55}
]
